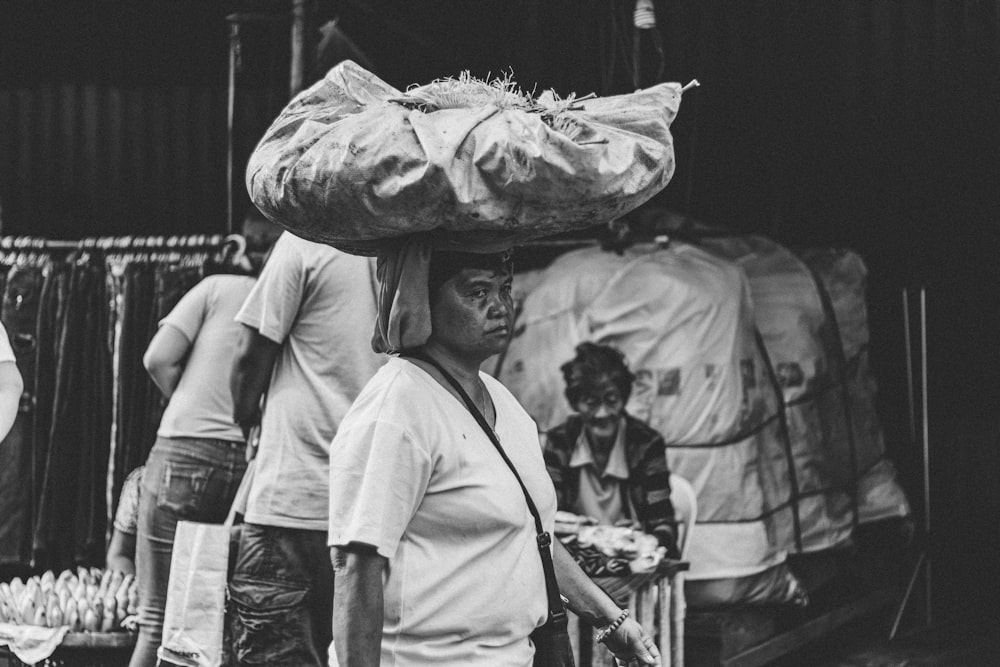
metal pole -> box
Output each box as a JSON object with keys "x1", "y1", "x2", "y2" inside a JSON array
[
  {"x1": 290, "y1": 0, "x2": 307, "y2": 96},
  {"x1": 919, "y1": 287, "x2": 932, "y2": 628},
  {"x1": 890, "y1": 550, "x2": 926, "y2": 640},
  {"x1": 903, "y1": 289, "x2": 917, "y2": 444},
  {"x1": 227, "y1": 20, "x2": 240, "y2": 235}
]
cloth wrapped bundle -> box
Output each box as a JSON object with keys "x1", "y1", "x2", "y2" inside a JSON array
[
  {"x1": 798, "y1": 248, "x2": 911, "y2": 524},
  {"x1": 702, "y1": 235, "x2": 856, "y2": 553},
  {"x1": 247, "y1": 61, "x2": 684, "y2": 255}
]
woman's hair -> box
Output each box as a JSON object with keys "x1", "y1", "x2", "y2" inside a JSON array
[
  {"x1": 427, "y1": 249, "x2": 513, "y2": 300},
  {"x1": 560, "y1": 342, "x2": 636, "y2": 407}
]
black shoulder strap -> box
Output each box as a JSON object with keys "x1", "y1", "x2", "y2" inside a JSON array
[{"x1": 402, "y1": 350, "x2": 566, "y2": 623}]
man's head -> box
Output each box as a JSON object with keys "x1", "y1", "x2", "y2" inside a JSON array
[
  {"x1": 561, "y1": 343, "x2": 635, "y2": 443},
  {"x1": 242, "y1": 207, "x2": 283, "y2": 268},
  {"x1": 425, "y1": 250, "x2": 514, "y2": 362}
]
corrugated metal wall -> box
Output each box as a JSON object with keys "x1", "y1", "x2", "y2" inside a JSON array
[
  {"x1": 0, "y1": 83, "x2": 227, "y2": 238},
  {"x1": 0, "y1": 1, "x2": 292, "y2": 240}
]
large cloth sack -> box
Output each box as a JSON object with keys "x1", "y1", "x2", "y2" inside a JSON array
[
  {"x1": 798, "y1": 248, "x2": 911, "y2": 523},
  {"x1": 499, "y1": 242, "x2": 802, "y2": 605},
  {"x1": 702, "y1": 235, "x2": 855, "y2": 553},
  {"x1": 247, "y1": 61, "x2": 684, "y2": 255}
]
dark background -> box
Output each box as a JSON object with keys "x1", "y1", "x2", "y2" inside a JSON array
[{"x1": 2, "y1": 0, "x2": 999, "y2": 625}]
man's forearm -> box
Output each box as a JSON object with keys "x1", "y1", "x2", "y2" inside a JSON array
[
  {"x1": 331, "y1": 546, "x2": 385, "y2": 666},
  {"x1": 230, "y1": 360, "x2": 268, "y2": 426},
  {"x1": 230, "y1": 329, "x2": 280, "y2": 429},
  {"x1": 552, "y1": 539, "x2": 622, "y2": 628}
]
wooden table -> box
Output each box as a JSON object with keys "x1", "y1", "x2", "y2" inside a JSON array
[
  {"x1": 0, "y1": 631, "x2": 136, "y2": 667},
  {"x1": 567, "y1": 560, "x2": 689, "y2": 667}
]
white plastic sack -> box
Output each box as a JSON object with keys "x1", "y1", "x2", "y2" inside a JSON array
[
  {"x1": 798, "y1": 248, "x2": 911, "y2": 523},
  {"x1": 247, "y1": 61, "x2": 684, "y2": 255},
  {"x1": 702, "y1": 235, "x2": 855, "y2": 552},
  {"x1": 499, "y1": 243, "x2": 799, "y2": 591}
]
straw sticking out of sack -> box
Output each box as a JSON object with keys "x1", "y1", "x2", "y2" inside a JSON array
[{"x1": 392, "y1": 71, "x2": 613, "y2": 143}]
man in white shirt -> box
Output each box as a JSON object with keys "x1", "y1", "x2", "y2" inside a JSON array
[{"x1": 228, "y1": 231, "x2": 385, "y2": 666}]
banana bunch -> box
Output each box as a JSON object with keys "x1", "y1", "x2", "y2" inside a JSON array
[{"x1": 0, "y1": 567, "x2": 138, "y2": 632}]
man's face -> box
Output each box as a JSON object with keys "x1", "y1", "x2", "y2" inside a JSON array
[
  {"x1": 573, "y1": 377, "x2": 625, "y2": 443},
  {"x1": 429, "y1": 266, "x2": 514, "y2": 363}
]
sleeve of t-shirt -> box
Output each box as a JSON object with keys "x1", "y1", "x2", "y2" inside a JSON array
[
  {"x1": 328, "y1": 418, "x2": 432, "y2": 559},
  {"x1": 0, "y1": 323, "x2": 16, "y2": 363},
  {"x1": 235, "y1": 234, "x2": 305, "y2": 344},
  {"x1": 159, "y1": 278, "x2": 212, "y2": 342},
  {"x1": 113, "y1": 467, "x2": 144, "y2": 535}
]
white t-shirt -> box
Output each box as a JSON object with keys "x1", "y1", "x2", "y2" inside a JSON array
[
  {"x1": 328, "y1": 358, "x2": 557, "y2": 667},
  {"x1": 0, "y1": 323, "x2": 15, "y2": 363},
  {"x1": 237, "y1": 232, "x2": 384, "y2": 531},
  {"x1": 157, "y1": 274, "x2": 256, "y2": 441}
]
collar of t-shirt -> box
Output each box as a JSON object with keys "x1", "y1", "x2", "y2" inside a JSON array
[{"x1": 568, "y1": 418, "x2": 629, "y2": 480}]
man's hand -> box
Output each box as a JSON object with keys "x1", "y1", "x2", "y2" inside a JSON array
[{"x1": 244, "y1": 423, "x2": 261, "y2": 462}]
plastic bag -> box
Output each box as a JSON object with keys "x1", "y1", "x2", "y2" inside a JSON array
[
  {"x1": 702, "y1": 235, "x2": 855, "y2": 552},
  {"x1": 247, "y1": 61, "x2": 685, "y2": 255}
]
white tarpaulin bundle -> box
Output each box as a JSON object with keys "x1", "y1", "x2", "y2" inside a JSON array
[
  {"x1": 702, "y1": 235, "x2": 856, "y2": 552},
  {"x1": 798, "y1": 249, "x2": 911, "y2": 523},
  {"x1": 247, "y1": 61, "x2": 684, "y2": 255},
  {"x1": 499, "y1": 242, "x2": 803, "y2": 605}
]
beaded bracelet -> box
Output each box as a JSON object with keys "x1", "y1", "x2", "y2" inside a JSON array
[{"x1": 596, "y1": 608, "x2": 630, "y2": 644}]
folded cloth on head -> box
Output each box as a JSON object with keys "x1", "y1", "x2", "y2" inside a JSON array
[
  {"x1": 371, "y1": 237, "x2": 514, "y2": 354},
  {"x1": 372, "y1": 238, "x2": 433, "y2": 354}
]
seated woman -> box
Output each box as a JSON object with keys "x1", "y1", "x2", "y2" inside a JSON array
[{"x1": 544, "y1": 342, "x2": 679, "y2": 558}]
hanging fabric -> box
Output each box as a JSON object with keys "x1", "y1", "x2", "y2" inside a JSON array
[
  {"x1": 0, "y1": 235, "x2": 223, "y2": 571},
  {"x1": 0, "y1": 253, "x2": 49, "y2": 567},
  {"x1": 33, "y1": 249, "x2": 114, "y2": 568}
]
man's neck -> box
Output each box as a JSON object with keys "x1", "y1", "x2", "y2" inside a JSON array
[{"x1": 584, "y1": 429, "x2": 616, "y2": 475}]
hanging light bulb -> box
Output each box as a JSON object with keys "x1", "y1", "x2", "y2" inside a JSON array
[{"x1": 633, "y1": 0, "x2": 657, "y2": 29}]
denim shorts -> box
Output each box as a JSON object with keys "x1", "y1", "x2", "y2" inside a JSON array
[{"x1": 227, "y1": 523, "x2": 333, "y2": 666}]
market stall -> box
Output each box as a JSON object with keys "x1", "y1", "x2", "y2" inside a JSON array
[
  {"x1": 497, "y1": 229, "x2": 914, "y2": 664},
  {"x1": 4, "y1": 1, "x2": 999, "y2": 664},
  {"x1": 0, "y1": 235, "x2": 226, "y2": 576}
]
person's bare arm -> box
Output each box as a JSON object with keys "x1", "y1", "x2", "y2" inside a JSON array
[
  {"x1": 105, "y1": 529, "x2": 136, "y2": 575},
  {"x1": 331, "y1": 544, "x2": 386, "y2": 667},
  {"x1": 0, "y1": 361, "x2": 22, "y2": 441},
  {"x1": 143, "y1": 326, "x2": 191, "y2": 398},
  {"x1": 553, "y1": 539, "x2": 660, "y2": 665},
  {"x1": 230, "y1": 325, "x2": 281, "y2": 439}
]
